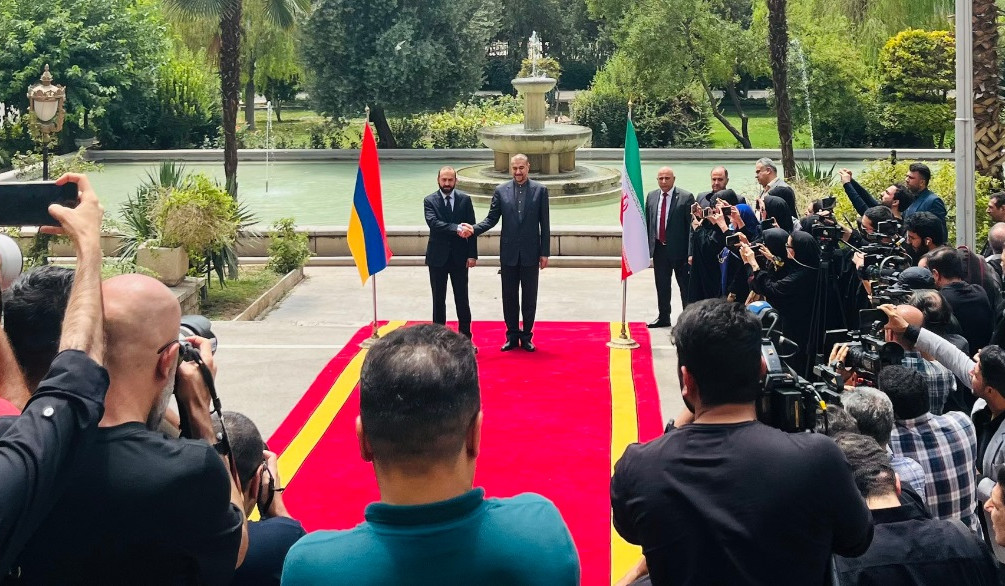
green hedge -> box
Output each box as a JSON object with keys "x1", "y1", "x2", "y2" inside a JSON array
[{"x1": 573, "y1": 90, "x2": 710, "y2": 148}]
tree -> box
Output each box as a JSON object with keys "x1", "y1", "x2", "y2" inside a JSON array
[
  {"x1": 767, "y1": 0, "x2": 796, "y2": 179},
  {"x1": 164, "y1": 0, "x2": 306, "y2": 195},
  {"x1": 302, "y1": 0, "x2": 499, "y2": 148},
  {"x1": 241, "y1": 0, "x2": 307, "y2": 130},
  {"x1": 0, "y1": 0, "x2": 167, "y2": 147},
  {"x1": 875, "y1": 29, "x2": 955, "y2": 148},
  {"x1": 973, "y1": 0, "x2": 1003, "y2": 178},
  {"x1": 585, "y1": 0, "x2": 766, "y2": 149}
]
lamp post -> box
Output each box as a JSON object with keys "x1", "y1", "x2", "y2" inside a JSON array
[{"x1": 26, "y1": 65, "x2": 66, "y2": 181}]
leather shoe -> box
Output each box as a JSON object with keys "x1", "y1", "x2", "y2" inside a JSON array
[
  {"x1": 647, "y1": 319, "x2": 671, "y2": 329},
  {"x1": 521, "y1": 340, "x2": 536, "y2": 352},
  {"x1": 500, "y1": 340, "x2": 518, "y2": 352}
]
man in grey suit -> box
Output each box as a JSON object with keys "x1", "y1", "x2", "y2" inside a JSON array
[
  {"x1": 755, "y1": 157, "x2": 795, "y2": 217},
  {"x1": 424, "y1": 166, "x2": 477, "y2": 343},
  {"x1": 465, "y1": 154, "x2": 550, "y2": 352},
  {"x1": 646, "y1": 167, "x2": 695, "y2": 328}
]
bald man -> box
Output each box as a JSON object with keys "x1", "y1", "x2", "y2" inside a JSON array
[
  {"x1": 0, "y1": 274, "x2": 249, "y2": 584},
  {"x1": 424, "y1": 166, "x2": 477, "y2": 345},
  {"x1": 881, "y1": 304, "x2": 957, "y2": 415},
  {"x1": 645, "y1": 167, "x2": 694, "y2": 327},
  {"x1": 469, "y1": 154, "x2": 550, "y2": 352}
]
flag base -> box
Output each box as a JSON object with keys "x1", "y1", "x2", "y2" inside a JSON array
[
  {"x1": 607, "y1": 335, "x2": 639, "y2": 350},
  {"x1": 359, "y1": 322, "x2": 381, "y2": 349}
]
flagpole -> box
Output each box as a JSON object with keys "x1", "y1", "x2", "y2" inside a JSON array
[
  {"x1": 608, "y1": 100, "x2": 640, "y2": 350},
  {"x1": 360, "y1": 105, "x2": 382, "y2": 349}
]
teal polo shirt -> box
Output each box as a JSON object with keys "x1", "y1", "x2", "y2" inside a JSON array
[{"x1": 281, "y1": 488, "x2": 580, "y2": 585}]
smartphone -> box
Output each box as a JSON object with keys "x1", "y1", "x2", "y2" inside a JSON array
[
  {"x1": 760, "y1": 218, "x2": 777, "y2": 231},
  {"x1": 726, "y1": 234, "x2": 741, "y2": 249},
  {"x1": 821, "y1": 196, "x2": 837, "y2": 210},
  {"x1": 0, "y1": 181, "x2": 79, "y2": 226},
  {"x1": 703, "y1": 207, "x2": 714, "y2": 218},
  {"x1": 690, "y1": 202, "x2": 700, "y2": 215},
  {"x1": 721, "y1": 205, "x2": 734, "y2": 216}
]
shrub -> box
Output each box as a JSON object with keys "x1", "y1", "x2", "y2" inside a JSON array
[
  {"x1": 153, "y1": 174, "x2": 238, "y2": 256},
  {"x1": 387, "y1": 116, "x2": 429, "y2": 149},
  {"x1": 426, "y1": 96, "x2": 523, "y2": 149},
  {"x1": 559, "y1": 61, "x2": 597, "y2": 90},
  {"x1": 0, "y1": 104, "x2": 32, "y2": 171},
  {"x1": 482, "y1": 58, "x2": 519, "y2": 92},
  {"x1": 518, "y1": 57, "x2": 561, "y2": 79},
  {"x1": 266, "y1": 217, "x2": 311, "y2": 274},
  {"x1": 573, "y1": 90, "x2": 710, "y2": 148}
]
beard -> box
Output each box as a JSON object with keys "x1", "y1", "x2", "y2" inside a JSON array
[
  {"x1": 440, "y1": 184, "x2": 454, "y2": 195},
  {"x1": 146, "y1": 361, "x2": 178, "y2": 431}
]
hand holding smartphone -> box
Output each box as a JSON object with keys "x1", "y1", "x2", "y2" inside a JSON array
[{"x1": 0, "y1": 181, "x2": 79, "y2": 226}]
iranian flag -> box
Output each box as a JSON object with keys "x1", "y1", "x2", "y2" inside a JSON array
[{"x1": 620, "y1": 117, "x2": 649, "y2": 280}]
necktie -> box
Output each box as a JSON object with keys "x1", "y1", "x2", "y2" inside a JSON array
[
  {"x1": 658, "y1": 192, "x2": 669, "y2": 244},
  {"x1": 445, "y1": 195, "x2": 452, "y2": 211}
]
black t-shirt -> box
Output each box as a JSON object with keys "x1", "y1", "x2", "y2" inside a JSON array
[
  {"x1": 941, "y1": 281, "x2": 994, "y2": 352},
  {"x1": 231, "y1": 516, "x2": 306, "y2": 586},
  {"x1": 0, "y1": 420, "x2": 244, "y2": 585},
  {"x1": 611, "y1": 421, "x2": 873, "y2": 586}
]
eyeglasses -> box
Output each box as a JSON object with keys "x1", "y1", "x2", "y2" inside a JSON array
[{"x1": 156, "y1": 339, "x2": 179, "y2": 355}]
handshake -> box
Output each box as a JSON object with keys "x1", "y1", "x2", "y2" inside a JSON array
[{"x1": 457, "y1": 223, "x2": 475, "y2": 239}]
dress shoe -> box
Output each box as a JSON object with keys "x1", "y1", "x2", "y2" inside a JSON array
[
  {"x1": 521, "y1": 340, "x2": 536, "y2": 352},
  {"x1": 500, "y1": 340, "x2": 518, "y2": 352},
  {"x1": 647, "y1": 319, "x2": 671, "y2": 329}
]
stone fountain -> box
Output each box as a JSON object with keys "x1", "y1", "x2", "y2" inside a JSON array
[{"x1": 455, "y1": 33, "x2": 621, "y2": 205}]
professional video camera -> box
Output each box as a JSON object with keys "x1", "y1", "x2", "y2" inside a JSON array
[
  {"x1": 748, "y1": 302, "x2": 842, "y2": 432},
  {"x1": 821, "y1": 308, "x2": 904, "y2": 385}
]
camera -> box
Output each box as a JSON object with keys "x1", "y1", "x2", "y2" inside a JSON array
[
  {"x1": 822, "y1": 309, "x2": 904, "y2": 385},
  {"x1": 178, "y1": 314, "x2": 217, "y2": 362}
]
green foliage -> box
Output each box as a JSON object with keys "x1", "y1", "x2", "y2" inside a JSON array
[
  {"x1": 425, "y1": 97, "x2": 523, "y2": 149},
  {"x1": 153, "y1": 174, "x2": 238, "y2": 255},
  {"x1": 266, "y1": 217, "x2": 311, "y2": 274},
  {"x1": 783, "y1": 4, "x2": 876, "y2": 147},
  {"x1": 116, "y1": 161, "x2": 193, "y2": 261},
  {"x1": 302, "y1": 0, "x2": 498, "y2": 121},
  {"x1": 387, "y1": 117, "x2": 429, "y2": 149},
  {"x1": 99, "y1": 46, "x2": 222, "y2": 149},
  {"x1": 795, "y1": 161, "x2": 836, "y2": 186},
  {"x1": 0, "y1": 0, "x2": 169, "y2": 148},
  {"x1": 559, "y1": 61, "x2": 598, "y2": 91},
  {"x1": 518, "y1": 57, "x2": 561, "y2": 80},
  {"x1": 573, "y1": 89, "x2": 710, "y2": 148},
  {"x1": 0, "y1": 105, "x2": 32, "y2": 170},
  {"x1": 875, "y1": 29, "x2": 955, "y2": 147}
]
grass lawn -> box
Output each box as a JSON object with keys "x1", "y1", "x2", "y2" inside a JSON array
[
  {"x1": 201, "y1": 264, "x2": 284, "y2": 320},
  {"x1": 242, "y1": 107, "x2": 363, "y2": 149},
  {"x1": 709, "y1": 105, "x2": 813, "y2": 149}
]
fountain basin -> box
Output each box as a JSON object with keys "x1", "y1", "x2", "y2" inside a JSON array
[
  {"x1": 454, "y1": 163, "x2": 621, "y2": 206},
  {"x1": 479, "y1": 123, "x2": 592, "y2": 174}
]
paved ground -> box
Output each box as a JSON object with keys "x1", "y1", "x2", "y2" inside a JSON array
[{"x1": 212, "y1": 266, "x2": 685, "y2": 437}]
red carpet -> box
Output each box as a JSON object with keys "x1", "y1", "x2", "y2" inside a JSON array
[{"x1": 268, "y1": 321, "x2": 663, "y2": 585}]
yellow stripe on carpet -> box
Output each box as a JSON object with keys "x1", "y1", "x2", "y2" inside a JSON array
[
  {"x1": 250, "y1": 321, "x2": 406, "y2": 521},
  {"x1": 609, "y1": 322, "x2": 643, "y2": 584}
]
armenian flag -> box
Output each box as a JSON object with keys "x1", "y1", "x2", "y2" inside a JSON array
[{"x1": 348, "y1": 122, "x2": 392, "y2": 284}]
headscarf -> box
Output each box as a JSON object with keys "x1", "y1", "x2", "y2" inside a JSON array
[
  {"x1": 736, "y1": 204, "x2": 760, "y2": 240},
  {"x1": 768, "y1": 185, "x2": 798, "y2": 218},
  {"x1": 715, "y1": 188, "x2": 739, "y2": 206},
  {"x1": 789, "y1": 231, "x2": 820, "y2": 269},
  {"x1": 761, "y1": 228, "x2": 789, "y2": 260},
  {"x1": 762, "y1": 195, "x2": 793, "y2": 233}
]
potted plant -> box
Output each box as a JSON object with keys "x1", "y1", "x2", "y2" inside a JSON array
[{"x1": 136, "y1": 240, "x2": 189, "y2": 286}]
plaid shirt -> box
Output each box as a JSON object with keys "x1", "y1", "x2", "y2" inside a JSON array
[
  {"x1": 901, "y1": 351, "x2": 956, "y2": 415},
  {"x1": 890, "y1": 411, "x2": 978, "y2": 532},
  {"x1": 890, "y1": 453, "x2": 927, "y2": 501}
]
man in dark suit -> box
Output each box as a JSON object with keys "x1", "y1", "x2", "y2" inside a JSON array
[
  {"x1": 466, "y1": 154, "x2": 550, "y2": 352},
  {"x1": 646, "y1": 167, "x2": 695, "y2": 328},
  {"x1": 424, "y1": 166, "x2": 477, "y2": 342}
]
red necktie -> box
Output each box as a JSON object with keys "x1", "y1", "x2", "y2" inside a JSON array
[{"x1": 658, "y1": 192, "x2": 669, "y2": 244}]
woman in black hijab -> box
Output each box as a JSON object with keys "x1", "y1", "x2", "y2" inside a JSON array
[
  {"x1": 768, "y1": 184, "x2": 798, "y2": 218},
  {"x1": 740, "y1": 231, "x2": 819, "y2": 375},
  {"x1": 688, "y1": 190, "x2": 733, "y2": 302},
  {"x1": 760, "y1": 194, "x2": 794, "y2": 233}
]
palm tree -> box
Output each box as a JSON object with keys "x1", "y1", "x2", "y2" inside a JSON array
[
  {"x1": 767, "y1": 0, "x2": 795, "y2": 179},
  {"x1": 164, "y1": 0, "x2": 307, "y2": 195},
  {"x1": 973, "y1": 0, "x2": 1003, "y2": 179}
]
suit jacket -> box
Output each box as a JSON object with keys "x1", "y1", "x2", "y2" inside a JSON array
[
  {"x1": 474, "y1": 179, "x2": 550, "y2": 267},
  {"x1": 646, "y1": 187, "x2": 695, "y2": 260},
  {"x1": 424, "y1": 190, "x2": 477, "y2": 267}
]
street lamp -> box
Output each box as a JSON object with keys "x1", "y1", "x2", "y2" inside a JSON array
[{"x1": 26, "y1": 64, "x2": 66, "y2": 180}]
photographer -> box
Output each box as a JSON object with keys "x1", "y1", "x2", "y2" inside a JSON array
[
  {"x1": 878, "y1": 365, "x2": 979, "y2": 531},
  {"x1": 904, "y1": 212, "x2": 945, "y2": 263},
  {"x1": 687, "y1": 190, "x2": 735, "y2": 302},
  {"x1": 739, "y1": 231, "x2": 819, "y2": 375},
  {"x1": 611, "y1": 298, "x2": 873, "y2": 586},
  {"x1": 0, "y1": 173, "x2": 109, "y2": 574},
  {"x1": 0, "y1": 275, "x2": 247, "y2": 584},
  {"x1": 221, "y1": 412, "x2": 305, "y2": 586},
  {"x1": 920, "y1": 246, "x2": 994, "y2": 353}
]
